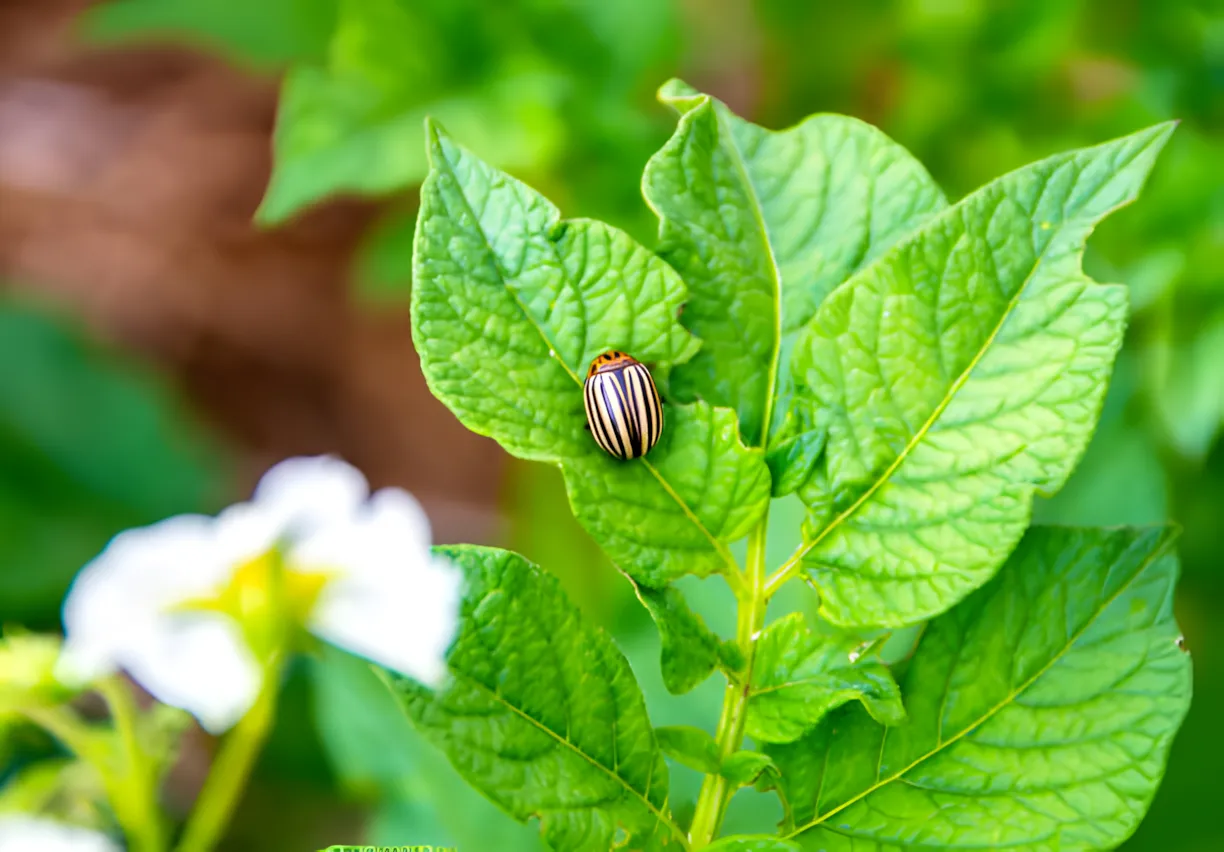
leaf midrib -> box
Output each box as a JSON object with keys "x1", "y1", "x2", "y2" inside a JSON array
[
  {"x1": 786, "y1": 532, "x2": 1175, "y2": 839},
  {"x1": 789, "y1": 238, "x2": 1047, "y2": 579},
  {"x1": 751, "y1": 675, "x2": 873, "y2": 699},
  {"x1": 455, "y1": 670, "x2": 691, "y2": 850},
  {"x1": 430, "y1": 137, "x2": 740, "y2": 572},
  {"x1": 714, "y1": 104, "x2": 784, "y2": 448}
]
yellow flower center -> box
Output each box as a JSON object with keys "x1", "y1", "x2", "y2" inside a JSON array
[{"x1": 178, "y1": 549, "x2": 334, "y2": 662}]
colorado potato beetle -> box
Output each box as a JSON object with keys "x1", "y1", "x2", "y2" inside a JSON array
[{"x1": 583, "y1": 351, "x2": 663, "y2": 460}]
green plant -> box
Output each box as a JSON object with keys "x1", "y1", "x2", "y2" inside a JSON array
[{"x1": 385, "y1": 81, "x2": 1192, "y2": 849}]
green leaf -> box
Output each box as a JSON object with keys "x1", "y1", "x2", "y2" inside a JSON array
[
  {"x1": 704, "y1": 836, "x2": 800, "y2": 852},
  {"x1": 656, "y1": 725, "x2": 721, "y2": 775},
  {"x1": 764, "y1": 429, "x2": 826, "y2": 498},
  {"x1": 633, "y1": 584, "x2": 723, "y2": 695},
  {"x1": 502, "y1": 460, "x2": 621, "y2": 622},
  {"x1": 0, "y1": 758, "x2": 112, "y2": 831},
  {"x1": 411, "y1": 123, "x2": 771, "y2": 586},
  {"x1": 412, "y1": 121, "x2": 697, "y2": 459},
  {"x1": 352, "y1": 204, "x2": 417, "y2": 305},
  {"x1": 1033, "y1": 415, "x2": 1169, "y2": 527},
  {"x1": 771, "y1": 526, "x2": 1192, "y2": 851},
  {"x1": 83, "y1": 0, "x2": 336, "y2": 68},
  {"x1": 790, "y1": 122, "x2": 1176, "y2": 627},
  {"x1": 720, "y1": 751, "x2": 777, "y2": 788},
  {"x1": 311, "y1": 645, "x2": 540, "y2": 850},
  {"x1": 644, "y1": 79, "x2": 947, "y2": 450},
  {"x1": 257, "y1": 0, "x2": 567, "y2": 224},
  {"x1": 388, "y1": 545, "x2": 684, "y2": 852},
  {"x1": 748, "y1": 613, "x2": 905, "y2": 744},
  {"x1": 563, "y1": 406, "x2": 772, "y2": 586},
  {"x1": 1149, "y1": 309, "x2": 1224, "y2": 459}
]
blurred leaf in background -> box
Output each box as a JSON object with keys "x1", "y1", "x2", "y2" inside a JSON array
[
  {"x1": 351, "y1": 202, "x2": 417, "y2": 305},
  {"x1": 87, "y1": 0, "x2": 685, "y2": 301},
  {"x1": 83, "y1": 0, "x2": 338, "y2": 68},
  {"x1": 253, "y1": 0, "x2": 571, "y2": 225},
  {"x1": 0, "y1": 299, "x2": 231, "y2": 627},
  {"x1": 132, "y1": 0, "x2": 687, "y2": 233}
]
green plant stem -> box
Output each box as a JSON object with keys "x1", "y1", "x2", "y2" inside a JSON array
[
  {"x1": 764, "y1": 550, "x2": 802, "y2": 598},
  {"x1": 688, "y1": 512, "x2": 771, "y2": 847},
  {"x1": 175, "y1": 676, "x2": 278, "y2": 852},
  {"x1": 20, "y1": 686, "x2": 166, "y2": 852},
  {"x1": 97, "y1": 678, "x2": 167, "y2": 852},
  {"x1": 18, "y1": 704, "x2": 97, "y2": 758}
]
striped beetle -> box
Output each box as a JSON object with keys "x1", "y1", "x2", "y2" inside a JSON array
[{"x1": 583, "y1": 351, "x2": 663, "y2": 460}]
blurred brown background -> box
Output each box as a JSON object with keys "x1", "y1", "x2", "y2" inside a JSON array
[{"x1": 0, "y1": 0, "x2": 503, "y2": 544}]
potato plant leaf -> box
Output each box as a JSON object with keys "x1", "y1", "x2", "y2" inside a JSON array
[
  {"x1": 770, "y1": 526, "x2": 1192, "y2": 851},
  {"x1": 764, "y1": 428, "x2": 826, "y2": 498},
  {"x1": 655, "y1": 725, "x2": 721, "y2": 775},
  {"x1": 791, "y1": 123, "x2": 1176, "y2": 627},
  {"x1": 389, "y1": 545, "x2": 683, "y2": 852},
  {"x1": 748, "y1": 613, "x2": 906, "y2": 744},
  {"x1": 644, "y1": 79, "x2": 946, "y2": 450},
  {"x1": 411, "y1": 123, "x2": 770, "y2": 586},
  {"x1": 705, "y1": 837, "x2": 801, "y2": 852},
  {"x1": 720, "y1": 751, "x2": 777, "y2": 787},
  {"x1": 633, "y1": 583, "x2": 725, "y2": 695}
]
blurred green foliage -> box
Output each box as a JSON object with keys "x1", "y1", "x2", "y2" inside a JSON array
[
  {"x1": 0, "y1": 0, "x2": 1214, "y2": 848},
  {"x1": 84, "y1": 0, "x2": 336, "y2": 68},
  {"x1": 0, "y1": 299, "x2": 230, "y2": 627}
]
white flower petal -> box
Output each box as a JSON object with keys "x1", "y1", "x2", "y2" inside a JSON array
[
  {"x1": 120, "y1": 613, "x2": 262, "y2": 734},
  {"x1": 0, "y1": 815, "x2": 121, "y2": 852},
  {"x1": 210, "y1": 500, "x2": 287, "y2": 567},
  {"x1": 310, "y1": 554, "x2": 460, "y2": 685},
  {"x1": 291, "y1": 487, "x2": 432, "y2": 572},
  {"x1": 251, "y1": 455, "x2": 369, "y2": 538},
  {"x1": 59, "y1": 511, "x2": 263, "y2": 731},
  {"x1": 58, "y1": 454, "x2": 449, "y2": 732},
  {"x1": 59, "y1": 514, "x2": 230, "y2": 684},
  {"x1": 298, "y1": 488, "x2": 458, "y2": 685}
]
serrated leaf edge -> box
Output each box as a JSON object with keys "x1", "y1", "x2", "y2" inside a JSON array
[
  {"x1": 780, "y1": 124, "x2": 1176, "y2": 612},
  {"x1": 417, "y1": 119, "x2": 752, "y2": 579},
  {"x1": 786, "y1": 525, "x2": 1181, "y2": 840},
  {"x1": 643, "y1": 92, "x2": 786, "y2": 450},
  {"x1": 381, "y1": 664, "x2": 691, "y2": 849}
]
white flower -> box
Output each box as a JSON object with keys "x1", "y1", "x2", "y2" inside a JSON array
[
  {"x1": 57, "y1": 456, "x2": 461, "y2": 734},
  {"x1": 0, "y1": 815, "x2": 120, "y2": 852}
]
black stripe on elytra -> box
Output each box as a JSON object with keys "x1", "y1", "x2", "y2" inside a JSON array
[
  {"x1": 586, "y1": 379, "x2": 621, "y2": 458},
  {"x1": 625, "y1": 365, "x2": 650, "y2": 456},
  {"x1": 611, "y1": 367, "x2": 643, "y2": 454},
  {"x1": 629, "y1": 364, "x2": 658, "y2": 451},
  {"x1": 584, "y1": 381, "x2": 606, "y2": 454},
  {"x1": 626, "y1": 364, "x2": 654, "y2": 454},
  {"x1": 598, "y1": 377, "x2": 632, "y2": 459}
]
